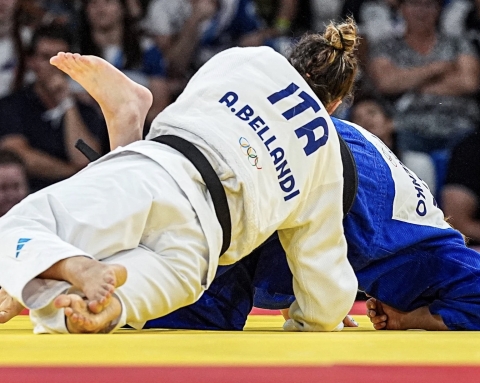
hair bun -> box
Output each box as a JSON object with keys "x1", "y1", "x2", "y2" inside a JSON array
[{"x1": 324, "y1": 17, "x2": 358, "y2": 54}]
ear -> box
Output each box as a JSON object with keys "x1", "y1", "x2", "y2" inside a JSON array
[{"x1": 326, "y1": 99, "x2": 342, "y2": 115}]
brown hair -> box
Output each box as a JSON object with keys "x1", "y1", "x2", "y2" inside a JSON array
[{"x1": 288, "y1": 17, "x2": 359, "y2": 107}]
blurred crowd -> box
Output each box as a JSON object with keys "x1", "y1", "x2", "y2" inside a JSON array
[{"x1": 0, "y1": 0, "x2": 480, "y2": 248}]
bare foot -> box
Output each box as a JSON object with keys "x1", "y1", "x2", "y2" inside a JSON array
[
  {"x1": 0, "y1": 288, "x2": 25, "y2": 323},
  {"x1": 50, "y1": 52, "x2": 153, "y2": 149},
  {"x1": 39, "y1": 257, "x2": 127, "y2": 314},
  {"x1": 54, "y1": 293, "x2": 122, "y2": 333}
]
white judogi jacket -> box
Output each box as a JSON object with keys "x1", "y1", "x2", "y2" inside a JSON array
[
  {"x1": 0, "y1": 47, "x2": 356, "y2": 333},
  {"x1": 147, "y1": 46, "x2": 357, "y2": 331}
]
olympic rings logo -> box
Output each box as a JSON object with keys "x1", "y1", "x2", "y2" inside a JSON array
[{"x1": 239, "y1": 137, "x2": 262, "y2": 169}]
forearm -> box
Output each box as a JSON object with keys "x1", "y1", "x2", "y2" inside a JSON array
[
  {"x1": 145, "y1": 77, "x2": 171, "y2": 126},
  {"x1": 26, "y1": 153, "x2": 79, "y2": 180},
  {"x1": 370, "y1": 62, "x2": 441, "y2": 95},
  {"x1": 63, "y1": 104, "x2": 101, "y2": 166},
  {"x1": 165, "y1": 16, "x2": 203, "y2": 75},
  {"x1": 273, "y1": 0, "x2": 297, "y2": 35},
  {"x1": 0, "y1": 139, "x2": 79, "y2": 179},
  {"x1": 422, "y1": 72, "x2": 480, "y2": 96}
]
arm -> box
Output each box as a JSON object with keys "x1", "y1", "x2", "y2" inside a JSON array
[
  {"x1": 368, "y1": 57, "x2": 454, "y2": 95},
  {"x1": 420, "y1": 54, "x2": 480, "y2": 96},
  {"x1": 267, "y1": 0, "x2": 298, "y2": 37},
  {"x1": 278, "y1": 145, "x2": 358, "y2": 331},
  {"x1": 63, "y1": 103, "x2": 102, "y2": 168},
  {"x1": 155, "y1": 0, "x2": 217, "y2": 76},
  {"x1": 0, "y1": 135, "x2": 80, "y2": 180},
  {"x1": 442, "y1": 186, "x2": 480, "y2": 243},
  {"x1": 145, "y1": 77, "x2": 171, "y2": 126}
]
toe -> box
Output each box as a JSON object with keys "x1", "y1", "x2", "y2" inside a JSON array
[{"x1": 54, "y1": 294, "x2": 72, "y2": 309}]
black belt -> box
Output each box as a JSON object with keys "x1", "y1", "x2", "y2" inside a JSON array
[{"x1": 151, "y1": 135, "x2": 231, "y2": 256}]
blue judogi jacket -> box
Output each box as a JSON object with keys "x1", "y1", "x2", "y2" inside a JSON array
[{"x1": 145, "y1": 118, "x2": 480, "y2": 331}]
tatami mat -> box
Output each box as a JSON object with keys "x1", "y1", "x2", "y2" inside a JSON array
[{"x1": 1, "y1": 313, "x2": 480, "y2": 382}]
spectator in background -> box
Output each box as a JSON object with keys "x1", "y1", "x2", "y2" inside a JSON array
[
  {"x1": 345, "y1": 0, "x2": 404, "y2": 44},
  {"x1": 442, "y1": 128, "x2": 480, "y2": 249},
  {"x1": 124, "y1": 0, "x2": 151, "y2": 23},
  {"x1": 0, "y1": 0, "x2": 29, "y2": 98},
  {"x1": 349, "y1": 94, "x2": 438, "y2": 193},
  {"x1": 78, "y1": 0, "x2": 170, "y2": 125},
  {"x1": 441, "y1": 0, "x2": 480, "y2": 127},
  {"x1": 143, "y1": 0, "x2": 268, "y2": 94},
  {"x1": 253, "y1": 0, "x2": 309, "y2": 54},
  {"x1": 349, "y1": 95, "x2": 399, "y2": 157},
  {"x1": 368, "y1": 0, "x2": 480, "y2": 197},
  {"x1": 0, "y1": 24, "x2": 106, "y2": 192},
  {"x1": 253, "y1": 0, "x2": 296, "y2": 54},
  {"x1": 0, "y1": 149, "x2": 28, "y2": 216},
  {"x1": 18, "y1": 0, "x2": 81, "y2": 32}
]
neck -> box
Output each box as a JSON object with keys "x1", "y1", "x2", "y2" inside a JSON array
[{"x1": 404, "y1": 27, "x2": 436, "y2": 53}]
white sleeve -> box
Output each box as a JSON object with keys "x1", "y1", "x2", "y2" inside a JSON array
[{"x1": 278, "y1": 180, "x2": 358, "y2": 332}]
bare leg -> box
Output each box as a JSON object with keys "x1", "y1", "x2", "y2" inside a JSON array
[
  {"x1": 50, "y1": 52, "x2": 153, "y2": 150},
  {"x1": 39, "y1": 256, "x2": 127, "y2": 314},
  {"x1": 54, "y1": 293, "x2": 122, "y2": 333},
  {"x1": 366, "y1": 298, "x2": 449, "y2": 331},
  {"x1": 0, "y1": 288, "x2": 25, "y2": 323}
]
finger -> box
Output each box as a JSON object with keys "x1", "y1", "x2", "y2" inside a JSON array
[
  {"x1": 366, "y1": 298, "x2": 376, "y2": 310},
  {"x1": 374, "y1": 322, "x2": 387, "y2": 330},
  {"x1": 367, "y1": 309, "x2": 377, "y2": 318},
  {"x1": 371, "y1": 315, "x2": 388, "y2": 324},
  {"x1": 375, "y1": 300, "x2": 386, "y2": 316}
]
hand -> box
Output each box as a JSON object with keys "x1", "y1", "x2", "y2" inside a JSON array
[
  {"x1": 283, "y1": 318, "x2": 300, "y2": 331},
  {"x1": 343, "y1": 315, "x2": 358, "y2": 327},
  {"x1": 366, "y1": 297, "x2": 406, "y2": 330}
]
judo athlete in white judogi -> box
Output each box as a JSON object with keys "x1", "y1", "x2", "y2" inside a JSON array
[{"x1": 0, "y1": 20, "x2": 361, "y2": 333}]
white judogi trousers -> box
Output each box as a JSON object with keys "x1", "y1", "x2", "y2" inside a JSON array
[{"x1": 0, "y1": 150, "x2": 220, "y2": 333}]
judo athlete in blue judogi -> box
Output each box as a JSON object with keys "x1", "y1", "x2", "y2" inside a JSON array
[{"x1": 146, "y1": 117, "x2": 480, "y2": 331}]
